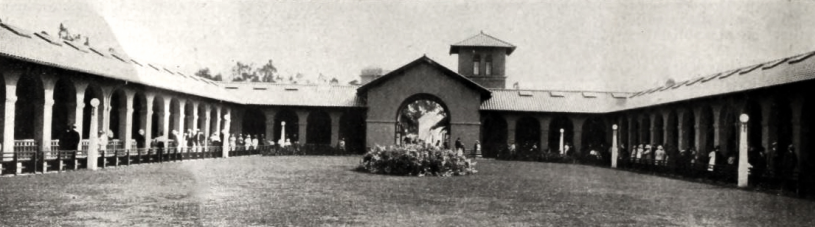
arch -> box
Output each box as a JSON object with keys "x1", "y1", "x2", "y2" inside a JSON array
[
  {"x1": 481, "y1": 112, "x2": 507, "y2": 158},
  {"x1": 197, "y1": 103, "x2": 208, "y2": 134},
  {"x1": 653, "y1": 113, "x2": 664, "y2": 145},
  {"x1": 306, "y1": 111, "x2": 331, "y2": 144},
  {"x1": 681, "y1": 108, "x2": 696, "y2": 151},
  {"x1": 515, "y1": 116, "x2": 540, "y2": 152},
  {"x1": 273, "y1": 109, "x2": 298, "y2": 143},
  {"x1": 109, "y1": 88, "x2": 127, "y2": 139},
  {"x1": 744, "y1": 99, "x2": 763, "y2": 148},
  {"x1": 666, "y1": 110, "x2": 679, "y2": 156},
  {"x1": 151, "y1": 95, "x2": 165, "y2": 137},
  {"x1": 473, "y1": 54, "x2": 481, "y2": 76},
  {"x1": 51, "y1": 78, "x2": 76, "y2": 139},
  {"x1": 395, "y1": 93, "x2": 450, "y2": 146},
  {"x1": 169, "y1": 98, "x2": 181, "y2": 134},
  {"x1": 184, "y1": 100, "x2": 195, "y2": 134},
  {"x1": 773, "y1": 97, "x2": 793, "y2": 154},
  {"x1": 81, "y1": 84, "x2": 105, "y2": 139},
  {"x1": 209, "y1": 106, "x2": 219, "y2": 136},
  {"x1": 719, "y1": 105, "x2": 737, "y2": 156},
  {"x1": 132, "y1": 92, "x2": 147, "y2": 138},
  {"x1": 485, "y1": 55, "x2": 493, "y2": 76},
  {"x1": 640, "y1": 114, "x2": 651, "y2": 146},
  {"x1": 699, "y1": 105, "x2": 715, "y2": 153},
  {"x1": 14, "y1": 74, "x2": 43, "y2": 139},
  {"x1": 241, "y1": 107, "x2": 266, "y2": 138},
  {"x1": 581, "y1": 117, "x2": 606, "y2": 153},
  {"x1": 339, "y1": 111, "x2": 366, "y2": 153},
  {"x1": 548, "y1": 115, "x2": 574, "y2": 152}
]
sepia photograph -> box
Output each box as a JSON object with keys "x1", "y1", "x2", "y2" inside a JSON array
[{"x1": 1, "y1": 0, "x2": 815, "y2": 226}]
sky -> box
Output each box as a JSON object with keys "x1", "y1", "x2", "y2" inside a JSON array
[{"x1": 2, "y1": 0, "x2": 815, "y2": 92}]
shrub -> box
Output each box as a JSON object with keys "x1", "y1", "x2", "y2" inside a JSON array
[{"x1": 359, "y1": 145, "x2": 477, "y2": 177}]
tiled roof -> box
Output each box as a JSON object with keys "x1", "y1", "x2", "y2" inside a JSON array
[
  {"x1": 450, "y1": 32, "x2": 517, "y2": 55},
  {"x1": 626, "y1": 50, "x2": 815, "y2": 109},
  {"x1": 223, "y1": 83, "x2": 364, "y2": 107},
  {"x1": 0, "y1": 21, "x2": 237, "y2": 103},
  {"x1": 480, "y1": 89, "x2": 630, "y2": 113}
]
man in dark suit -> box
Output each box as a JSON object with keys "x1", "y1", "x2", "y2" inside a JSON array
[{"x1": 58, "y1": 124, "x2": 81, "y2": 151}]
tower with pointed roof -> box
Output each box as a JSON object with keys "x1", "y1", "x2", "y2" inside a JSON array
[{"x1": 450, "y1": 31, "x2": 516, "y2": 89}]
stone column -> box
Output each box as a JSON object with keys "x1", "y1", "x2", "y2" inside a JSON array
[
  {"x1": 118, "y1": 90, "x2": 134, "y2": 150},
  {"x1": 2, "y1": 71, "x2": 21, "y2": 156},
  {"x1": 296, "y1": 110, "x2": 309, "y2": 145},
  {"x1": 627, "y1": 115, "x2": 635, "y2": 150},
  {"x1": 202, "y1": 104, "x2": 211, "y2": 139},
  {"x1": 505, "y1": 115, "x2": 518, "y2": 145},
  {"x1": 36, "y1": 74, "x2": 57, "y2": 157},
  {"x1": 222, "y1": 109, "x2": 231, "y2": 157},
  {"x1": 72, "y1": 82, "x2": 88, "y2": 147},
  {"x1": 539, "y1": 116, "x2": 552, "y2": 152},
  {"x1": 176, "y1": 99, "x2": 186, "y2": 144},
  {"x1": 100, "y1": 87, "x2": 113, "y2": 136},
  {"x1": 712, "y1": 104, "x2": 723, "y2": 150},
  {"x1": 189, "y1": 101, "x2": 199, "y2": 132},
  {"x1": 141, "y1": 94, "x2": 155, "y2": 150},
  {"x1": 330, "y1": 112, "x2": 341, "y2": 147},
  {"x1": 738, "y1": 114, "x2": 749, "y2": 188},
  {"x1": 559, "y1": 128, "x2": 565, "y2": 155},
  {"x1": 677, "y1": 110, "x2": 687, "y2": 151},
  {"x1": 161, "y1": 97, "x2": 171, "y2": 150},
  {"x1": 694, "y1": 107, "x2": 703, "y2": 156},
  {"x1": 87, "y1": 98, "x2": 100, "y2": 170},
  {"x1": 264, "y1": 109, "x2": 276, "y2": 143},
  {"x1": 612, "y1": 124, "x2": 619, "y2": 168},
  {"x1": 213, "y1": 106, "x2": 222, "y2": 139}
]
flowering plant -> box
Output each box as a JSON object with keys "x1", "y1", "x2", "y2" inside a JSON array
[{"x1": 359, "y1": 144, "x2": 477, "y2": 177}]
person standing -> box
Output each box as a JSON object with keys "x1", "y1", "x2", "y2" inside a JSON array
[
  {"x1": 338, "y1": 138, "x2": 346, "y2": 152},
  {"x1": 455, "y1": 138, "x2": 464, "y2": 155},
  {"x1": 59, "y1": 124, "x2": 81, "y2": 151},
  {"x1": 473, "y1": 140, "x2": 481, "y2": 157},
  {"x1": 135, "y1": 129, "x2": 146, "y2": 150},
  {"x1": 781, "y1": 145, "x2": 798, "y2": 194}
]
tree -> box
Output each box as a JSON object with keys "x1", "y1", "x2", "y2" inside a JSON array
[
  {"x1": 231, "y1": 62, "x2": 255, "y2": 82},
  {"x1": 195, "y1": 68, "x2": 213, "y2": 80},
  {"x1": 256, "y1": 59, "x2": 277, "y2": 83},
  {"x1": 213, "y1": 73, "x2": 223, "y2": 81},
  {"x1": 329, "y1": 77, "x2": 339, "y2": 85}
]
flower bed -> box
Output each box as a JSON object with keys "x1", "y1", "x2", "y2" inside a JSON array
[{"x1": 359, "y1": 145, "x2": 477, "y2": 177}]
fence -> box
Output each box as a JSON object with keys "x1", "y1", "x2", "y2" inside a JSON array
[{"x1": 1, "y1": 142, "x2": 355, "y2": 176}]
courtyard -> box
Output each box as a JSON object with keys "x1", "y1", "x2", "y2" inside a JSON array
[{"x1": 0, "y1": 156, "x2": 813, "y2": 226}]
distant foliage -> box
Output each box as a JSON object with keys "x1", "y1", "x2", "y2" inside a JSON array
[{"x1": 359, "y1": 145, "x2": 477, "y2": 177}]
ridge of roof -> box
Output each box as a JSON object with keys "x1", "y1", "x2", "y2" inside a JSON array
[
  {"x1": 488, "y1": 88, "x2": 632, "y2": 95},
  {"x1": 450, "y1": 32, "x2": 517, "y2": 55},
  {"x1": 356, "y1": 55, "x2": 492, "y2": 99}
]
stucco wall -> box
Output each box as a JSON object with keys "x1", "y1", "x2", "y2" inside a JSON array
[{"x1": 365, "y1": 63, "x2": 483, "y2": 148}]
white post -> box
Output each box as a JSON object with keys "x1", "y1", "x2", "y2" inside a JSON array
[
  {"x1": 279, "y1": 121, "x2": 286, "y2": 147},
  {"x1": 612, "y1": 124, "x2": 619, "y2": 168},
  {"x1": 559, "y1": 128, "x2": 565, "y2": 155},
  {"x1": 738, "y1": 114, "x2": 750, "y2": 188},
  {"x1": 87, "y1": 98, "x2": 100, "y2": 170}
]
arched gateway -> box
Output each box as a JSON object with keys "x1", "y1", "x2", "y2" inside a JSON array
[{"x1": 357, "y1": 56, "x2": 492, "y2": 149}]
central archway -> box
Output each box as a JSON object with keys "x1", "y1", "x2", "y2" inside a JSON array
[{"x1": 395, "y1": 94, "x2": 450, "y2": 147}]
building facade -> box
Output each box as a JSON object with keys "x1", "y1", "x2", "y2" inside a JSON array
[{"x1": 2, "y1": 21, "x2": 815, "y2": 191}]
